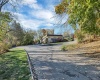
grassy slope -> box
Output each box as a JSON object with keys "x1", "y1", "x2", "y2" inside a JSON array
[
  {"x1": 63, "y1": 40, "x2": 100, "y2": 59},
  {"x1": 65, "y1": 41, "x2": 100, "y2": 51},
  {"x1": 0, "y1": 49, "x2": 31, "y2": 80}
]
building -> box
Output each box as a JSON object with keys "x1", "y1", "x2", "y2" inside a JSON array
[
  {"x1": 42, "y1": 29, "x2": 63, "y2": 43},
  {"x1": 47, "y1": 34, "x2": 63, "y2": 43}
]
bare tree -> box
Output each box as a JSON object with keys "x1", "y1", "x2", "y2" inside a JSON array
[
  {"x1": 0, "y1": 0, "x2": 18, "y2": 12},
  {"x1": 0, "y1": 0, "x2": 9, "y2": 11}
]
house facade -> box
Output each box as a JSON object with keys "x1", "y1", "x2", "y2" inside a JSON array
[
  {"x1": 47, "y1": 34, "x2": 63, "y2": 43},
  {"x1": 42, "y1": 29, "x2": 63, "y2": 43}
]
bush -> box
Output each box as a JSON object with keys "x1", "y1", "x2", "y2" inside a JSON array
[
  {"x1": 0, "y1": 43, "x2": 9, "y2": 54},
  {"x1": 22, "y1": 31, "x2": 34, "y2": 45},
  {"x1": 76, "y1": 32, "x2": 85, "y2": 43},
  {"x1": 16, "y1": 41, "x2": 21, "y2": 46},
  {"x1": 66, "y1": 44, "x2": 78, "y2": 50},
  {"x1": 61, "y1": 45, "x2": 67, "y2": 51},
  {"x1": 6, "y1": 42, "x2": 12, "y2": 48}
]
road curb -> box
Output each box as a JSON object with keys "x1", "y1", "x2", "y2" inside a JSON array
[{"x1": 25, "y1": 49, "x2": 38, "y2": 80}]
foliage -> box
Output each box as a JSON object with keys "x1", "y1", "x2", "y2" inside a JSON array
[
  {"x1": 75, "y1": 30, "x2": 85, "y2": 43},
  {"x1": 0, "y1": 12, "x2": 12, "y2": 53},
  {"x1": 61, "y1": 45, "x2": 67, "y2": 51},
  {"x1": 0, "y1": 43, "x2": 9, "y2": 53},
  {"x1": 0, "y1": 18, "x2": 35, "y2": 53},
  {"x1": 0, "y1": 0, "x2": 22, "y2": 53},
  {"x1": 0, "y1": 12, "x2": 12, "y2": 41},
  {"x1": 0, "y1": 0, "x2": 19, "y2": 53},
  {"x1": 55, "y1": 0, "x2": 100, "y2": 35},
  {"x1": 0, "y1": 49, "x2": 31, "y2": 80},
  {"x1": 22, "y1": 30, "x2": 34, "y2": 45},
  {"x1": 10, "y1": 21, "x2": 35, "y2": 46},
  {"x1": 10, "y1": 21, "x2": 24, "y2": 46}
]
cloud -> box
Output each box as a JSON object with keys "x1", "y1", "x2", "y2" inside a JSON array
[
  {"x1": 13, "y1": 13, "x2": 43, "y2": 30},
  {"x1": 45, "y1": 23, "x2": 53, "y2": 27},
  {"x1": 21, "y1": 19, "x2": 43, "y2": 30},
  {"x1": 2, "y1": 0, "x2": 62, "y2": 31},
  {"x1": 13, "y1": 12, "x2": 54, "y2": 30},
  {"x1": 12, "y1": 0, "x2": 61, "y2": 30},
  {"x1": 31, "y1": 9, "x2": 53, "y2": 20},
  {"x1": 29, "y1": 4, "x2": 42, "y2": 9},
  {"x1": 22, "y1": 0, "x2": 37, "y2": 4},
  {"x1": 22, "y1": 0, "x2": 42, "y2": 9}
]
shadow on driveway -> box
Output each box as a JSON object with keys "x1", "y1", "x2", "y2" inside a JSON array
[{"x1": 30, "y1": 55, "x2": 100, "y2": 80}]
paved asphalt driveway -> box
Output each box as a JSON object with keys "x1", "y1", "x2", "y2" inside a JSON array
[{"x1": 17, "y1": 43, "x2": 100, "y2": 80}]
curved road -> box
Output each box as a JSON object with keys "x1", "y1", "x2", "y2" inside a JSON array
[{"x1": 17, "y1": 43, "x2": 100, "y2": 80}]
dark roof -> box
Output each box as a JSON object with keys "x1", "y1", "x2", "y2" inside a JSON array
[{"x1": 47, "y1": 34, "x2": 63, "y2": 36}]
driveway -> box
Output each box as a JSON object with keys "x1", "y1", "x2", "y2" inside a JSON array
[{"x1": 17, "y1": 43, "x2": 100, "y2": 80}]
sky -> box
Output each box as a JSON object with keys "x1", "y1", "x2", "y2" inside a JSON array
[
  {"x1": 3, "y1": 0, "x2": 74, "y2": 34},
  {"x1": 15, "y1": 0, "x2": 61, "y2": 31}
]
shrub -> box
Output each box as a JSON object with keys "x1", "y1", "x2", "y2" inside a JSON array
[
  {"x1": 0, "y1": 43, "x2": 9, "y2": 54},
  {"x1": 76, "y1": 32, "x2": 85, "y2": 43},
  {"x1": 61, "y1": 45, "x2": 66, "y2": 51},
  {"x1": 66, "y1": 44, "x2": 78, "y2": 50},
  {"x1": 16, "y1": 41, "x2": 21, "y2": 46}
]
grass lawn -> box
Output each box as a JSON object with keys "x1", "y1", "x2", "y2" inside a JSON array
[{"x1": 0, "y1": 48, "x2": 31, "y2": 80}]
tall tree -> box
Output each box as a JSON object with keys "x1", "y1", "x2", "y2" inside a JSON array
[
  {"x1": 55, "y1": 0, "x2": 100, "y2": 35},
  {"x1": 0, "y1": 12, "x2": 12, "y2": 41},
  {"x1": 22, "y1": 30, "x2": 35, "y2": 45},
  {"x1": 0, "y1": 12, "x2": 12, "y2": 53},
  {"x1": 10, "y1": 21, "x2": 24, "y2": 45}
]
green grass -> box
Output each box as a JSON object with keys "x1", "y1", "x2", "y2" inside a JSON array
[{"x1": 0, "y1": 48, "x2": 31, "y2": 80}]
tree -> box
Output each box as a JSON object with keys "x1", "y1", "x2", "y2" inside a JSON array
[
  {"x1": 9, "y1": 21, "x2": 24, "y2": 46},
  {"x1": 0, "y1": 0, "x2": 9, "y2": 11},
  {"x1": 55, "y1": 0, "x2": 100, "y2": 35},
  {"x1": 0, "y1": 12, "x2": 12, "y2": 53},
  {"x1": 0, "y1": 12, "x2": 12, "y2": 41},
  {"x1": 0, "y1": 0, "x2": 18, "y2": 53},
  {"x1": 0, "y1": 0, "x2": 18, "y2": 12},
  {"x1": 37, "y1": 29, "x2": 43, "y2": 39},
  {"x1": 22, "y1": 30, "x2": 35, "y2": 45}
]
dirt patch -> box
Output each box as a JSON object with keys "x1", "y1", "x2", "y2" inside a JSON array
[
  {"x1": 67, "y1": 40, "x2": 100, "y2": 59},
  {"x1": 67, "y1": 41, "x2": 100, "y2": 51}
]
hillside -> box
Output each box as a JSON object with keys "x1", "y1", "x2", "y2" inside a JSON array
[{"x1": 65, "y1": 39, "x2": 100, "y2": 59}]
